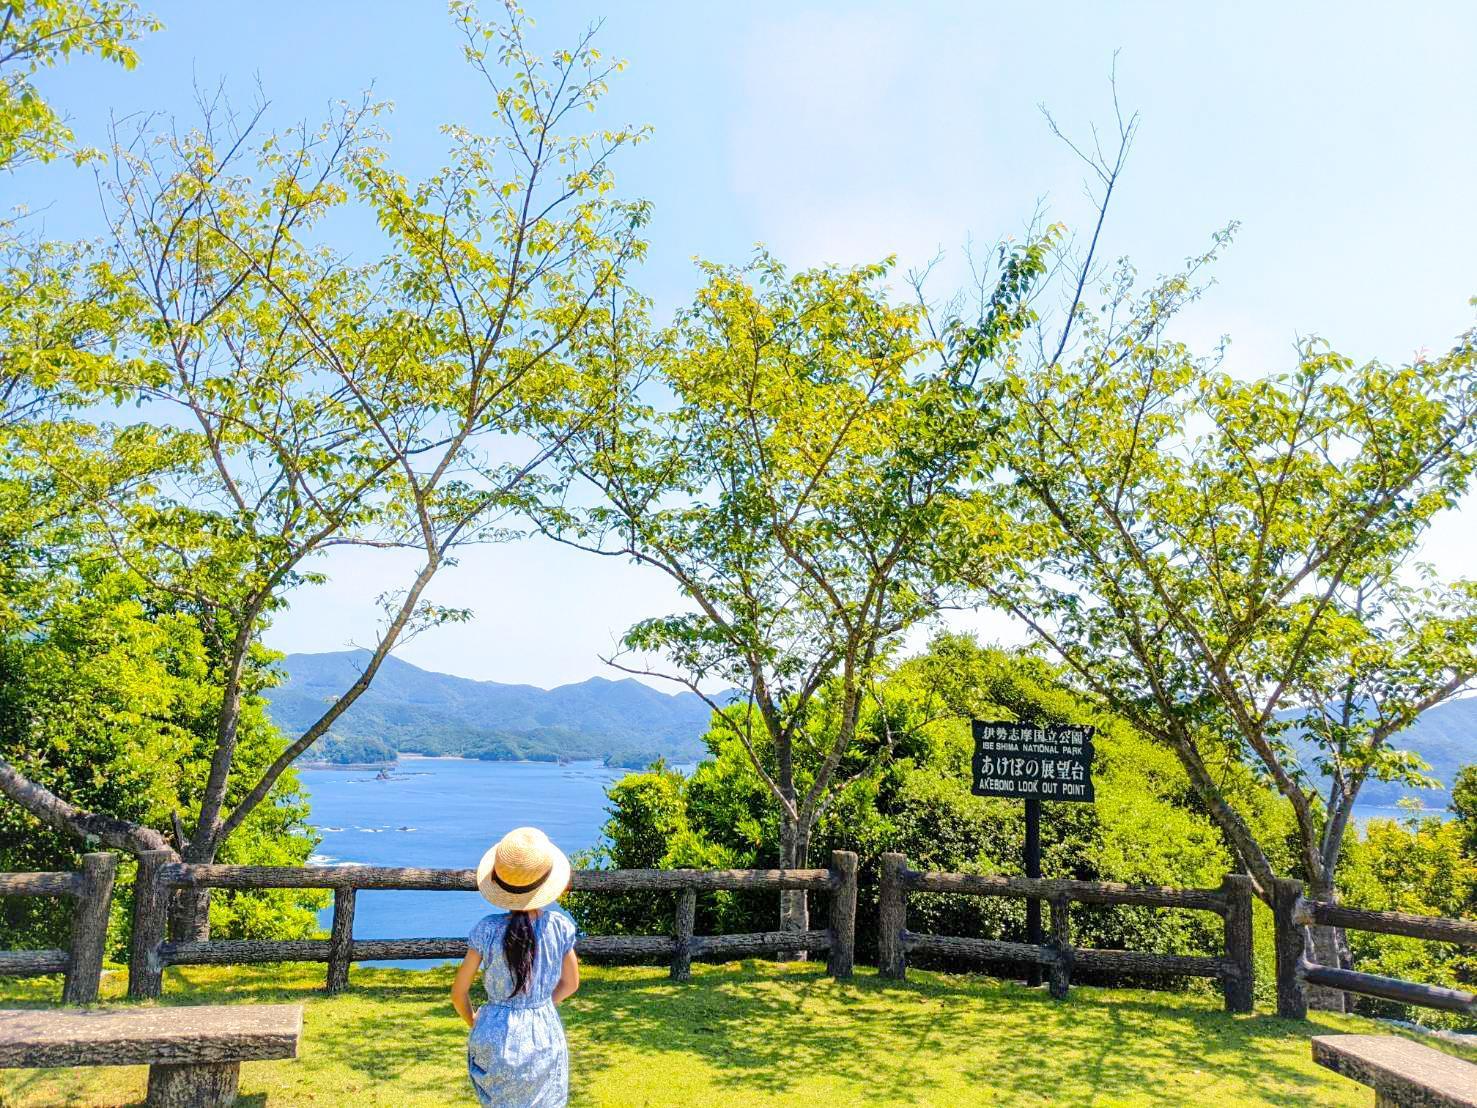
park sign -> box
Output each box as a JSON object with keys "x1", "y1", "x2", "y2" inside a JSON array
[
  {"x1": 970, "y1": 719, "x2": 1096, "y2": 984},
  {"x1": 971, "y1": 721, "x2": 1096, "y2": 802}
]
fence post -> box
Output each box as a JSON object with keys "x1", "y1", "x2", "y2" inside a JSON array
[
  {"x1": 1046, "y1": 894, "x2": 1072, "y2": 1000},
  {"x1": 326, "y1": 887, "x2": 357, "y2": 994},
  {"x1": 128, "y1": 849, "x2": 172, "y2": 1000},
  {"x1": 878, "y1": 852, "x2": 909, "y2": 980},
  {"x1": 62, "y1": 852, "x2": 117, "y2": 1005},
  {"x1": 827, "y1": 850, "x2": 858, "y2": 980},
  {"x1": 1220, "y1": 874, "x2": 1255, "y2": 1014},
  {"x1": 1271, "y1": 876, "x2": 1307, "y2": 1020},
  {"x1": 670, "y1": 887, "x2": 696, "y2": 982}
]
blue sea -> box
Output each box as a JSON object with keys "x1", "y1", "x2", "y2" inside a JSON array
[{"x1": 299, "y1": 757, "x2": 626, "y2": 967}]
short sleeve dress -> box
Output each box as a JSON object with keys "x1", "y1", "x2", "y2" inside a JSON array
[{"x1": 466, "y1": 907, "x2": 579, "y2": 1107}]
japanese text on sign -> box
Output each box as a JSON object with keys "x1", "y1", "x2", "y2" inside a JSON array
[{"x1": 970, "y1": 720, "x2": 1095, "y2": 802}]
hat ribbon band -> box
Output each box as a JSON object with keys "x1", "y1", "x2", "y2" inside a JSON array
[{"x1": 492, "y1": 864, "x2": 552, "y2": 895}]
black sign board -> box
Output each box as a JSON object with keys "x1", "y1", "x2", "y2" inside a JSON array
[{"x1": 970, "y1": 721, "x2": 1095, "y2": 802}]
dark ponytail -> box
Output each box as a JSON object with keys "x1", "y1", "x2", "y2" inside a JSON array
[{"x1": 503, "y1": 910, "x2": 538, "y2": 998}]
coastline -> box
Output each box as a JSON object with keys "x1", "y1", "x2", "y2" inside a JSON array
[
  {"x1": 297, "y1": 753, "x2": 624, "y2": 771},
  {"x1": 296, "y1": 753, "x2": 477, "y2": 770},
  {"x1": 297, "y1": 761, "x2": 395, "y2": 771}
]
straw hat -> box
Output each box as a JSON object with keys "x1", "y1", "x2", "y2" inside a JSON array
[{"x1": 476, "y1": 827, "x2": 571, "y2": 911}]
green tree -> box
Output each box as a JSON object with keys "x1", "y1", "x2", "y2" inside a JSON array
[
  {"x1": 0, "y1": 0, "x2": 326, "y2": 945},
  {"x1": 544, "y1": 248, "x2": 1042, "y2": 936},
  {"x1": 957, "y1": 227, "x2": 1477, "y2": 1003},
  {"x1": 1, "y1": 1, "x2": 159, "y2": 421},
  {"x1": 1337, "y1": 804, "x2": 1477, "y2": 1028},
  {"x1": 0, "y1": 0, "x2": 181, "y2": 867},
  {"x1": 0, "y1": 565, "x2": 324, "y2": 950},
  {"x1": 0, "y1": 0, "x2": 158, "y2": 172},
  {"x1": 1451, "y1": 764, "x2": 1477, "y2": 861},
  {"x1": 0, "y1": 0, "x2": 650, "y2": 938}
]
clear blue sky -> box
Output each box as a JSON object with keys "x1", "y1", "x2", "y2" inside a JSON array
[{"x1": 11, "y1": 1, "x2": 1476, "y2": 687}]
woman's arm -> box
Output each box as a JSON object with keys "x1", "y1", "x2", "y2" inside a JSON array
[
  {"x1": 552, "y1": 949, "x2": 580, "y2": 1006},
  {"x1": 451, "y1": 948, "x2": 483, "y2": 1028}
]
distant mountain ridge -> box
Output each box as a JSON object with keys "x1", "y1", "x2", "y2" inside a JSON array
[
  {"x1": 1316, "y1": 695, "x2": 1477, "y2": 810},
  {"x1": 266, "y1": 651, "x2": 1475, "y2": 793},
  {"x1": 264, "y1": 650, "x2": 722, "y2": 768}
]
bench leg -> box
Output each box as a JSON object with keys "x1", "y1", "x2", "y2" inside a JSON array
[{"x1": 146, "y1": 1060, "x2": 241, "y2": 1107}]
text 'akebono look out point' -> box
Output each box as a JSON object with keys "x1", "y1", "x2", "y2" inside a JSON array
[{"x1": 970, "y1": 721, "x2": 1096, "y2": 802}]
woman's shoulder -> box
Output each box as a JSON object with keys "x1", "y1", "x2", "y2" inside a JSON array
[
  {"x1": 543, "y1": 905, "x2": 579, "y2": 942},
  {"x1": 468, "y1": 912, "x2": 505, "y2": 946}
]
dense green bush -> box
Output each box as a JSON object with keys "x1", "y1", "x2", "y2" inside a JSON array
[
  {"x1": 0, "y1": 568, "x2": 326, "y2": 955},
  {"x1": 1335, "y1": 792, "x2": 1477, "y2": 1028},
  {"x1": 570, "y1": 634, "x2": 1297, "y2": 990}
]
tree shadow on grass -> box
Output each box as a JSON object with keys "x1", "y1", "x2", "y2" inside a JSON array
[
  {"x1": 103, "y1": 968, "x2": 471, "y2": 1105},
  {"x1": 8, "y1": 961, "x2": 1443, "y2": 1106},
  {"x1": 158, "y1": 962, "x2": 1360, "y2": 1104},
  {"x1": 563, "y1": 963, "x2": 1367, "y2": 1106}
]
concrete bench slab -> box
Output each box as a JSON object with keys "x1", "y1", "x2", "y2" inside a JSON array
[
  {"x1": 0, "y1": 1004, "x2": 301, "y2": 1107},
  {"x1": 1312, "y1": 1034, "x2": 1477, "y2": 1108}
]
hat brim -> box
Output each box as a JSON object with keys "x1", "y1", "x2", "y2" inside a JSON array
[{"x1": 476, "y1": 841, "x2": 572, "y2": 911}]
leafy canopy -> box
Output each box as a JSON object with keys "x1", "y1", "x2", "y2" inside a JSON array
[
  {"x1": 0, "y1": 0, "x2": 160, "y2": 171},
  {"x1": 967, "y1": 237, "x2": 1477, "y2": 895},
  {"x1": 544, "y1": 246, "x2": 1044, "y2": 871}
]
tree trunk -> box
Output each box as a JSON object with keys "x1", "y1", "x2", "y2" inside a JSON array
[
  {"x1": 1304, "y1": 875, "x2": 1348, "y2": 1013},
  {"x1": 777, "y1": 815, "x2": 810, "y2": 962},
  {"x1": 0, "y1": 758, "x2": 173, "y2": 856},
  {"x1": 170, "y1": 838, "x2": 217, "y2": 942},
  {"x1": 168, "y1": 887, "x2": 212, "y2": 942},
  {"x1": 1170, "y1": 737, "x2": 1277, "y2": 900}
]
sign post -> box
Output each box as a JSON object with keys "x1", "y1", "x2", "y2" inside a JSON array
[
  {"x1": 1024, "y1": 796, "x2": 1041, "y2": 983},
  {"x1": 971, "y1": 720, "x2": 1096, "y2": 986}
]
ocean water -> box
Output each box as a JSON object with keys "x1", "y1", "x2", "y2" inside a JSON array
[{"x1": 299, "y1": 757, "x2": 625, "y2": 967}]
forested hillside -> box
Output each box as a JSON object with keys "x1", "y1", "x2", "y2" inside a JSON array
[
  {"x1": 265, "y1": 651, "x2": 721, "y2": 768},
  {"x1": 266, "y1": 651, "x2": 1473, "y2": 798},
  {"x1": 1335, "y1": 696, "x2": 1477, "y2": 808}
]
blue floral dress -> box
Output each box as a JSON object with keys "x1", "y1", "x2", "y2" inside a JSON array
[{"x1": 466, "y1": 908, "x2": 579, "y2": 1107}]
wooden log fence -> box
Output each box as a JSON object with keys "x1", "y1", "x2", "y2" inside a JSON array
[
  {"x1": 0, "y1": 853, "x2": 117, "y2": 1004},
  {"x1": 1273, "y1": 878, "x2": 1477, "y2": 1020},
  {"x1": 876, "y1": 853, "x2": 1255, "y2": 1012},
  {"x1": 128, "y1": 850, "x2": 859, "y2": 999}
]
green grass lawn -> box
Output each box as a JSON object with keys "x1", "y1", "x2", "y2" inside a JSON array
[{"x1": 0, "y1": 960, "x2": 1465, "y2": 1106}]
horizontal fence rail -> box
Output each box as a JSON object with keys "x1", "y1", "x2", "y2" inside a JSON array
[
  {"x1": 0, "y1": 854, "x2": 117, "y2": 1004},
  {"x1": 876, "y1": 853, "x2": 1254, "y2": 1013},
  {"x1": 1299, "y1": 962, "x2": 1477, "y2": 1017},
  {"x1": 1274, "y1": 877, "x2": 1477, "y2": 1020},
  {"x1": 158, "y1": 864, "x2": 840, "y2": 892},
  {"x1": 128, "y1": 850, "x2": 858, "y2": 999},
  {"x1": 903, "y1": 871, "x2": 1231, "y2": 913},
  {"x1": 1297, "y1": 899, "x2": 1477, "y2": 946}
]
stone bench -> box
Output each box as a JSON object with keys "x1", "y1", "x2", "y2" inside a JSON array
[
  {"x1": 0, "y1": 1003, "x2": 301, "y2": 1107},
  {"x1": 1313, "y1": 1034, "x2": 1477, "y2": 1108}
]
